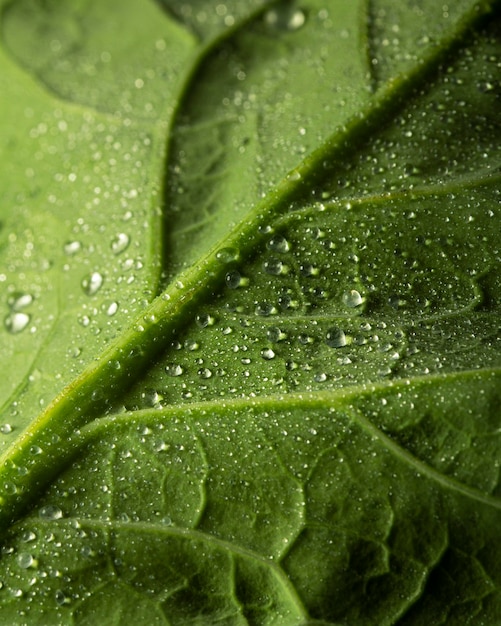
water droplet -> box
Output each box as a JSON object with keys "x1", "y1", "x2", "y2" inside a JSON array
[
  {"x1": 38, "y1": 505, "x2": 63, "y2": 520},
  {"x1": 342, "y1": 290, "x2": 363, "y2": 308},
  {"x1": 8, "y1": 293, "x2": 33, "y2": 310},
  {"x1": 267, "y1": 235, "x2": 290, "y2": 253},
  {"x1": 298, "y1": 333, "x2": 314, "y2": 345},
  {"x1": 165, "y1": 364, "x2": 184, "y2": 377},
  {"x1": 300, "y1": 264, "x2": 319, "y2": 277},
  {"x1": 255, "y1": 302, "x2": 278, "y2": 316},
  {"x1": 198, "y1": 368, "x2": 212, "y2": 379},
  {"x1": 265, "y1": 6, "x2": 306, "y2": 31},
  {"x1": 184, "y1": 339, "x2": 200, "y2": 351},
  {"x1": 4, "y1": 312, "x2": 30, "y2": 334},
  {"x1": 216, "y1": 247, "x2": 240, "y2": 264},
  {"x1": 326, "y1": 328, "x2": 347, "y2": 348},
  {"x1": 263, "y1": 258, "x2": 287, "y2": 275},
  {"x1": 0, "y1": 424, "x2": 13, "y2": 435},
  {"x1": 196, "y1": 313, "x2": 215, "y2": 328},
  {"x1": 20, "y1": 531, "x2": 37, "y2": 543},
  {"x1": 225, "y1": 270, "x2": 248, "y2": 289},
  {"x1": 17, "y1": 553, "x2": 36, "y2": 569},
  {"x1": 314, "y1": 372, "x2": 327, "y2": 382},
  {"x1": 267, "y1": 327, "x2": 287, "y2": 342},
  {"x1": 64, "y1": 241, "x2": 82, "y2": 255},
  {"x1": 106, "y1": 301, "x2": 119, "y2": 316},
  {"x1": 261, "y1": 348, "x2": 275, "y2": 360},
  {"x1": 30, "y1": 446, "x2": 43, "y2": 455},
  {"x1": 81, "y1": 272, "x2": 104, "y2": 296},
  {"x1": 111, "y1": 233, "x2": 130, "y2": 254},
  {"x1": 55, "y1": 589, "x2": 70, "y2": 606}
]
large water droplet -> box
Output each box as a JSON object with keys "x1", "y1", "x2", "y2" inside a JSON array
[
  {"x1": 196, "y1": 313, "x2": 215, "y2": 328},
  {"x1": 17, "y1": 553, "x2": 36, "y2": 569},
  {"x1": 225, "y1": 270, "x2": 248, "y2": 289},
  {"x1": 38, "y1": 505, "x2": 63, "y2": 520},
  {"x1": 64, "y1": 240, "x2": 82, "y2": 255},
  {"x1": 216, "y1": 247, "x2": 240, "y2": 264},
  {"x1": 81, "y1": 272, "x2": 104, "y2": 296},
  {"x1": 342, "y1": 290, "x2": 363, "y2": 308},
  {"x1": 111, "y1": 233, "x2": 130, "y2": 255},
  {"x1": 267, "y1": 235, "x2": 290, "y2": 253},
  {"x1": 4, "y1": 312, "x2": 30, "y2": 334},
  {"x1": 8, "y1": 293, "x2": 33, "y2": 311},
  {"x1": 265, "y1": 6, "x2": 306, "y2": 31},
  {"x1": 165, "y1": 364, "x2": 184, "y2": 377},
  {"x1": 326, "y1": 328, "x2": 347, "y2": 348}
]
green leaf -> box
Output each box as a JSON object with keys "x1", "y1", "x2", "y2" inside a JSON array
[{"x1": 0, "y1": 0, "x2": 500, "y2": 624}]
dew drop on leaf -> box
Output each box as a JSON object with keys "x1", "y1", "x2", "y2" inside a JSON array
[
  {"x1": 110, "y1": 233, "x2": 130, "y2": 254},
  {"x1": 267, "y1": 327, "x2": 287, "y2": 342},
  {"x1": 265, "y1": 6, "x2": 306, "y2": 32},
  {"x1": 55, "y1": 590, "x2": 70, "y2": 606},
  {"x1": 342, "y1": 289, "x2": 363, "y2": 307},
  {"x1": 261, "y1": 348, "x2": 275, "y2": 360},
  {"x1": 263, "y1": 258, "x2": 287, "y2": 275},
  {"x1": 196, "y1": 313, "x2": 215, "y2": 328},
  {"x1": 165, "y1": 364, "x2": 184, "y2": 377},
  {"x1": 105, "y1": 301, "x2": 119, "y2": 316},
  {"x1": 0, "y1": 424, "x2": 13, "y2": 434},
  {"x1": 215, "y1": 247, "x2": 240, "y2": 264},
  {"x1": 8, "y1": 293, "x2": 33, "y2": 310},
  {"x1": 38, "y1": 505, "x2": 63, "y2": 520},
  {"x1": 16, "y1": 553, "x2": 36, "y2": 569},
  {"x1": 225, "y1": 270, "x2": 248, "y2": 289},
  {"x1": 63, "y1": 240, "x2": 82, "y2": 255},
  {"x1": 326, "y1": 327, "x2": 347, "y2": 348},
  {"x1": 4, "y1": 312, "x2": 30, "y2": 334},
  {"x1": 81, "y1": 271, "x2": 104, "y2": 296},
  {"x1": 267, "y1": 234, "x2": 290, "y2": 253}
]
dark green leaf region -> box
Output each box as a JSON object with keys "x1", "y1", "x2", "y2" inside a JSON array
[{"x1": 0, "y1": 0, "x2": 500, "y2": 624}]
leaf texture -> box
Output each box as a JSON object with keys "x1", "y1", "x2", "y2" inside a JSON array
[{"x1": 0, "y1": 1, "x2": 500, "y2": 624}]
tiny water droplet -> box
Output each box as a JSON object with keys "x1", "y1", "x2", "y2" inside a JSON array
[
  {"x1": 111, "y1": 233, "x2": 130, "y2": 254},
  {"x1": 326, "y1": 328, "x2": 347, "y2": 348},
  {"x1": 4, "y1": 312, "x2": 30, "y2": 334},
  {"x1": 81, "y1": 272, "x2": 104, "y2": 296}
]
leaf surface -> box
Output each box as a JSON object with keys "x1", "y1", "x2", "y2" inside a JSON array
[{"x1": 0, "y1": 1, "x2": 501, "y2": 624}]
